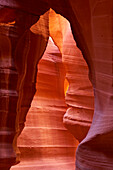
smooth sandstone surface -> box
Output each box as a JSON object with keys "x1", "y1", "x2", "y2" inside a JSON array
[
  {"x1": 62, "y1": 22, "x2": 94, "y2": 142},
  {"x1": 11, "y1": 10, "x2": 94, "y2": 170},
  {"x1": 0, "y1": 0, "x2": 113, "y2": 169},
  {"x1": 49, "y1": 10, "x2": 94, "y2": 142},
  {"x1": 11, "y1": 37, "x2": 78, "y2": 170}
]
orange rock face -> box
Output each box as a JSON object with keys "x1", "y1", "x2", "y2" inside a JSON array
[
  {"x1": 11, "y1": 37, "x2": 78, "y2": 170},
  {"x1": 62, "y1": 22, "x2": 94, "y2": 142},
  {"x1": 49, "y1": 10, "x2": 94, "y2": 142}
]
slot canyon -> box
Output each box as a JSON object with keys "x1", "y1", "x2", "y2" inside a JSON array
[{"x1": 0, "y1": 1, "x2": 113, "y2": 170}]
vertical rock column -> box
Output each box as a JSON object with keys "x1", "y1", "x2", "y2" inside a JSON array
[
  {"x1": 76, "y1": 0, "x2": 113, "y2": 169},
  {"x1": 0, "y1": 22, "x2": 18, "y2": 170},
  {"x1": 0, "y1": 6, "x2": 41, "y2": 169},
  {"x1": 62, "y1": 23, "x2": 94, "y2": 142},
  {"x1": 11, "y1": 37, "x2": 78, "y2": 170},
  {"x1": 49, "y1": 9, "x2": 94, "y2": 143},
  {"x1": 13, "y1": 11, "x2": 49, "y2": 163}
]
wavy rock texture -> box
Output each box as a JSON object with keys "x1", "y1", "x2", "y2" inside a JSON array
[
  {"x1": 0, "y1": 5, "x2": 49, "y2": 169},
  {"x1": 11, "y1": 37, "x2": 78, "y2": 170},
  {"x1": 75, "y1": 1, "x2": 113, "y2": 169},
  {"x1": 13, "y1": 11, "x2": 49, "y2": 163},
  {"x1": 0, "y1": 8, "x2": 42, "y2": 169},
  {"x1": 49, "y1": 9, "x2": 94, "y2": 143},
  {"x1": 0, "y1": 22, "x2": 18, "y2": 170},
  {"x1": 51, "y1": 1, "x2": 113, "y2": 169},
  {"x1": 62, "y1": 22, "x2": 94, "y2": 142},
  {"x1": 0, "y1": 1, "x2": 113, "y2": 169},
  {"x1": 49, "y1": 1, "x2": 113, "y2": 169},
  {"x1": 12, "y1": 10, "x2": 94, "y2": 170}
]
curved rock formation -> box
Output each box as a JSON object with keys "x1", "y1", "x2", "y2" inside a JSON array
[
  {"x1": 13, "y1": 11, "x2": 49, "y2": 163},
  {"x1": 0, "y1": 10, "x2": 40, "y2": 169},
  {"x1": 0, "y1": 22, "x2": 18, "y2": 170},
  {"x1": 49, "y1": 2, "x2": 113, "y2": 169},
  {"x1": 11, "y1": 37, "x2": 78, "y2": 170},
  {"x1": 49, "y1": 9, "x2": 94, "y2": 143},
  {"x1": 75, "y1": 1, "x2": 113, "y2": 169},
  {"x1": 0, "y1": 1, "x2": 113, "y2": 169},
  {"x1": 62, "y1": 22, "x2": 94, "y2": 142},
  {"x1": 0, "y1": 5, "x2": 49, "y2": 169}
]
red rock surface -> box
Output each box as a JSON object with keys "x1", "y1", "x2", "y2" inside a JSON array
[
  {"x1": 0, "y1": 8, "x2": 42, "y2": 169},
  {"x1": 62, "y1": 22, "x2": 94, "y2": 142},
  {"x1": 0, "y1": 7, "x2": 49, "y2": 169},
  {"x1": 13, "y1": 11, "x2": 49, "y2": 163}
]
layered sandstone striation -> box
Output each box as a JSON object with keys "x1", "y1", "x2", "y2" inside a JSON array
[
  {"x1": 0, "y1": 7, "x2": 49, "y2": 169},
  {"x1": 75, "y1": 1, "x2": 113, "y2": 169},
  {"x1": 0, "y1": 9, "x2": 42, "y2": 169},
  {"x1": 49, "y1": 10, "x2": 94, "y2": 142},
  {"x1": 11, "y1": 10, "x2": 94, "y2": 170},
  {"x1": 62, "y1": 22, "x2": 94, "y2": 142},
  {"x1": 13, "y1": 11, "x2": 49, "y2": 163},
  {"x1": 11, "y1": 37, "x2": 78, "y2": 170},
  {"x1": 0, "y1": 22, "x2": 18, "y2": 170},
  {"x1": 0, "y1": 1, "x2": 113, "y2": 169}
]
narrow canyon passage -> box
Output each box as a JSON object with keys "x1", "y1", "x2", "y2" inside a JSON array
[
  {"x1": 11, "y1": 11, "x2": 94, "y2": 170},
  {"x1": 0, "y1": 1, "x2": 113, "y2": 169}
]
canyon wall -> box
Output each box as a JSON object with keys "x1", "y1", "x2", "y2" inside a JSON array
[
  {"x1": 0, "y1": 1, "x2": 113, "y2": 169},
  {"x1": 11, "y1": 10, "x2": 94, "y2": 170}
]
